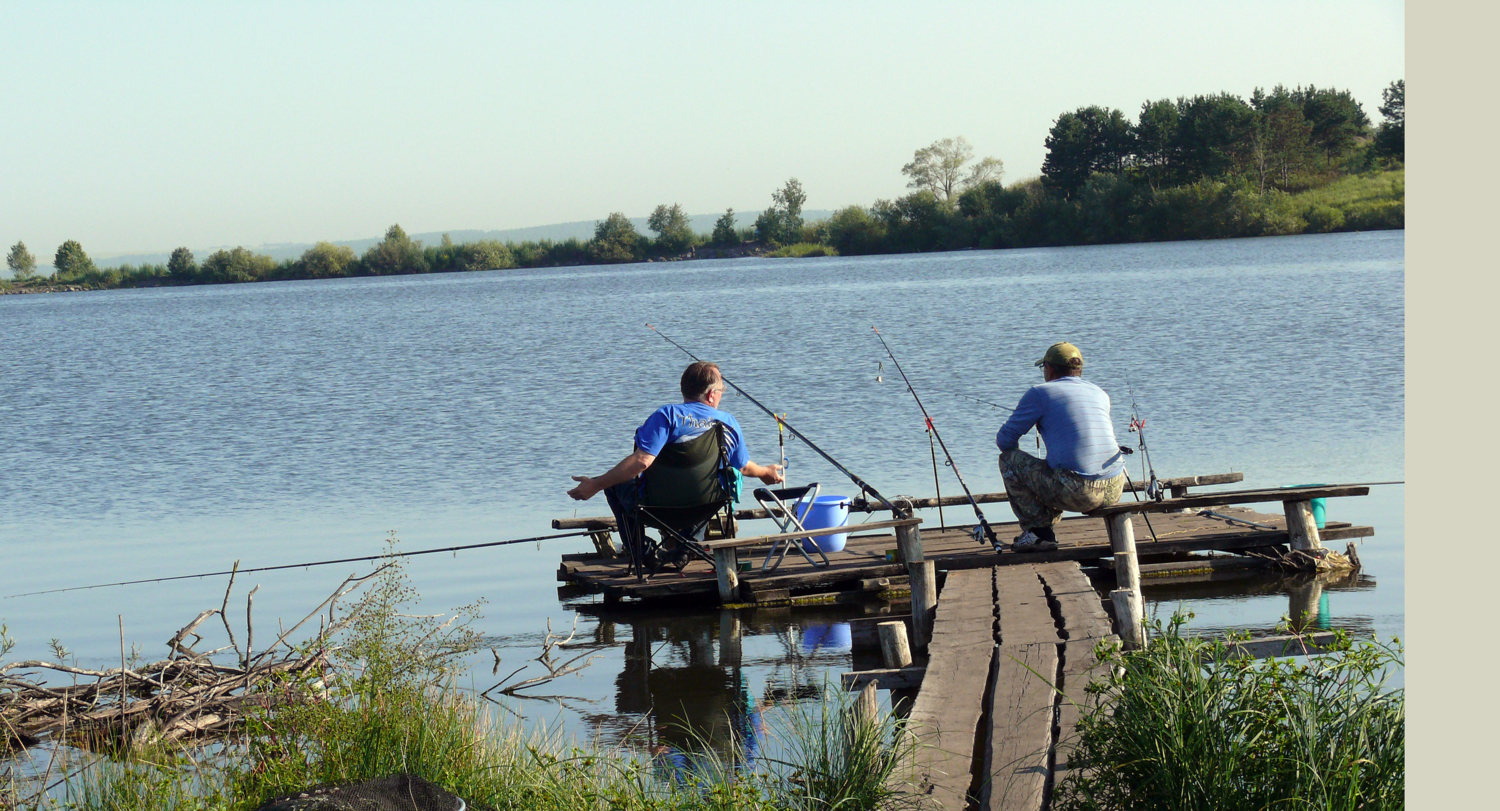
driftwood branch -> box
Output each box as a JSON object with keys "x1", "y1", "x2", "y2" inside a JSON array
[
  {"x1": 1, "y1": 569, "x2": 380, "y2": 750},
  {"x1": 482, "y1": 617, "x2": 602, "y2": 700}
]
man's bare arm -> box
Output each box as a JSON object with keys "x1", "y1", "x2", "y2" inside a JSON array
[{"x1": 568, "y1": 448, "x2": 656, "y2": 500}]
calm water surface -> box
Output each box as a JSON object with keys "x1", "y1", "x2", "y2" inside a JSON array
[{"x1": 0, "y1": 231, "x2": 1404, "y2": 753}]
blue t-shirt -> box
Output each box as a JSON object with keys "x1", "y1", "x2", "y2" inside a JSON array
[
  {"x1": 634, "y1": 401, "x2": 751, "y2": 470},
  {"x1": 995, "y1": 377, "x2": 1125, "y2": 480}
]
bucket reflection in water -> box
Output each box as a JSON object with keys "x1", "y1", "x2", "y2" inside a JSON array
[{"x1": 800, "y1": 622, "x2": 852, "y2": 654}]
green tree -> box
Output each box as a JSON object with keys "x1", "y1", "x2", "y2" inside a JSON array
[
  {"x1": 1132, "y1": 99, "x2": 1180, "y2": 189},
  {"x1": 825, "y1": 205, "x2": 887, "y2": 255},
  {"x1": 300, "y1": 242, "x2": 357, "y2": 278},
  {"x1": 362, "y1": 224, "x2": 429, "y2": 275},
  {"x1": 1041, "y1": 107, "x2": 1133, "y2": 197},
  {"x1": 1374, "y1": 79, "x2": 1404, "y2": 162},
  {"x1": 1173, "y1": 93, "x2": 1258, "y2": 181},
  {"x1": 52, "y1": 240, "x2": 96, "y2": 278},
  {"x1": 167, "y1": 247, "x2": 197, "y2": 283},
  {"x1": 589, "y1": 212, "x2": 642, "y2": 263},
  {"x1": 1294, "y1": 85, "x2": 1371, "y2": 168},
  {"x1": 756, "y1": 178, "x2": 807, "y2": 247},
  {"x1": 646, "y1": 203, "x2": 693, "y2": 255},
  {"x1": 901, "y1": 136, "x2": 1004, "y2": 202},
  {"x1": 6, "y1": 241, "x2": 37, "y2": 280},
  {"x1": 710, "y1": 209, "x2": 739, "y2": 247},
  {"x1": 200, "y1": 247, "x2": 274, "y2": 284},
  {"x1": 1249, "y1": 86, "x2": 1315, "y2": 190}
]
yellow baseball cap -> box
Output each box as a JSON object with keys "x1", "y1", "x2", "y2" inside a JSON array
[{"x1": 1035, "y1": 341, "x2": 1084, "y2": 369}]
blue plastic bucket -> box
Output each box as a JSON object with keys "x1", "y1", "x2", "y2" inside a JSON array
[
  {"x1": 795, "y1": 495, "x2": 851, "y2": 553},
  {"x1": 801, "y1": 622, "x2": 853, "y2": 653}
]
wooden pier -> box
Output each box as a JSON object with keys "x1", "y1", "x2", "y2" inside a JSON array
[
  {"x1": 554, "y1": 475, "x2": 1374, "y2": 609},
  {"x1": 556, "y1": 475, "x2": 1379, "y2": 810}
]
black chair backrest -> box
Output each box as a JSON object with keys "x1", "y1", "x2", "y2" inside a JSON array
[{"x1": 641, "y1": 422, "x2": 730, "y2": 508}]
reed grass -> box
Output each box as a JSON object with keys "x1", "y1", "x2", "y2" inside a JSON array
[{"x1": 1054, "y1": 613, "x2": 1404, "y2": 811}]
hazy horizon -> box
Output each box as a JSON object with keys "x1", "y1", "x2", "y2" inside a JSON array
[{"x1": 2, "y1": 1, "x2": 1403, "y2": 261}]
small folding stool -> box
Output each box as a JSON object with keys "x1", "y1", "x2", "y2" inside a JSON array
[{"x1": 753, "y1": 483, "x2": 831, "y2": 572}]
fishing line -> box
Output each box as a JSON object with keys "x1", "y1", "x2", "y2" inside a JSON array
[
  {"x1": 645, "y1": 323, "x2": 904, "y2": 516},
  {"x1": 872, "y1": 327, "x2": 999, "y2": 547},
  {"x1": 928, "y1": 388, "x2": 1015, "y2": 413},
  {"x1": 6, "y1": 530, "x2": 596, "y2": 599}
]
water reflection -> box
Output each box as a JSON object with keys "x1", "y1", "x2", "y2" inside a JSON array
[
  {"x1": 571, "y1": 603, "x2": 872, "y2": 763},
  {"x1": 1139, "y1": 567, "x2": 1375, "y2": 635}
]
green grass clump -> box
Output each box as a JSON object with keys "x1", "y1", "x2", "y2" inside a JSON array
[
  {"x1": 765, "y1": 243, "x2": 838, "y2": 258},
  {"x1": 1054, "y1": 613, "x2": 1404, "y2": 811}
]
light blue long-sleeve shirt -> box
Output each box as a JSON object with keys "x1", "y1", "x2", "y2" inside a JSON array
[{"x1": 995, "y1": 377, "x2": 1125, "y2": 480}]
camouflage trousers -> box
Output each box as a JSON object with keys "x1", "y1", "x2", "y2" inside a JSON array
[{"x1": 999, "y1": 449, "x2": 1126, "y2": 531}]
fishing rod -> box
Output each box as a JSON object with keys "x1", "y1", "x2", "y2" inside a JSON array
[
  {"x1": 6, "y1": 530, "x2": 596, "y2": 599},
  {"x1": 645, "y1": 323, "x2": 903, "y2": 516},
  {"x1": 929, "y1": 388, "x2": 1014, "y2": 413},
  {"x1": 1123, "y1": 379, "x2": 1162, "y2": 543},
  {"x1": 872, "y1": 327, "x2": 999, "y2": 548},
  {"x1": 925, "y1": 417, "x2": 946, "y2": 530}
]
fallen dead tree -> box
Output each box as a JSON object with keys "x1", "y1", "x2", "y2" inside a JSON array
[{"x1": 1, "y1": 565, "x2": 386, "y2": 751}]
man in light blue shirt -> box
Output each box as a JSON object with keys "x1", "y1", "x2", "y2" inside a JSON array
[{"x1": 994, "y1": 342, "x2": 1126, "y2": 552}]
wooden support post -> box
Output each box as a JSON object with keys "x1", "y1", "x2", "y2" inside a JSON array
[
  {"x1": 1111, "y1": 588, "x2": 1145, "y2": 650},
  {"x1": 1113, "y1": 550, "x2": 1140, "y2": 595},
  {"x1": 877, "y1": 621, "x2": 913, "y2": 669},
  {"x1": 852, "y1": 679, "x2": 879, "y2": 729},
  {"x1": 718, "y1": 611, "x2": 742, "y2": 667},
  {"x1": 909, "y1": 560, "x2": 937, "y2": 652},
  {"x1": 1284, "y1": 500, "x2": 1323, "y2": 551},
  {"x1": 713, "y1": 548, "x2": 739, "y2": 604},
  {"x1": 1170, "y1": 484, "x2": 1189, "y2": 498},
  {"x1": 588, "y1": 530, "x2": 619, "y2": 557},
  {"x1": 1107, "y1": 513, "x2": 1143, "y2": 617},
  {"x1": 895, "y1": 521, "x2": 924, "y2": 563},
  {"x1": 1288, "y1": 581, "x2": 1323, "y2": 632}
]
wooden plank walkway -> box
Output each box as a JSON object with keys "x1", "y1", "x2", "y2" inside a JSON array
[
  {"x1": 557, "y1": 508, "x2": 1373, "y2": 606},
  {"x1": 897, "y1": 560, "x2": 1116, "y2": 811}
]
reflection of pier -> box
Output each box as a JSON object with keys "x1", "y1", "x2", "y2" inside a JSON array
[{"x1": 573, "y1": 603, "x2": 873, "y2": 761}]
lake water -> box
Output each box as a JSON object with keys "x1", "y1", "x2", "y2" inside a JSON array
[{"x1": 0, "y1": 231, "x2": 1404, "y2": 755}]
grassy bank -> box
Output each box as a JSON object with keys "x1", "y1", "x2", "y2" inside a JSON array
[
  {"x1": 1055, "y1": 614, "x2": 1404, "y2": 811},
  {"x1": 2, "y1": 560, "x2": 912, "y2": 811}
]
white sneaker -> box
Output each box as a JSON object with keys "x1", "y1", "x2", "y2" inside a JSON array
[{"x1": 1011, "y1": 529, "x2": 1057, "y2": 553}]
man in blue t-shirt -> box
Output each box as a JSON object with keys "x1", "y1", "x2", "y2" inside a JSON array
[
  {"x1": 567, "y1": 360, "x2": 784, "y2": 518},
  {"x1": 994, "y1": 342, "x2": 1127, "y2": 552}
]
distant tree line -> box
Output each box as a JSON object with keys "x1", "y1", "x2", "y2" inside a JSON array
[{"x1": 4, "y1": 80, "x2": 1402, "y2": 292}]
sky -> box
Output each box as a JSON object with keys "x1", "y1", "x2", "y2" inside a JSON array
[{"x1": 1, "y1": 1, "x2": 1404, "y2": 259}]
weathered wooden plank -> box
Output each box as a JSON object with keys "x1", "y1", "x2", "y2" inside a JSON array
[
  {"x1": 842, "y1": 665, "x2": 926, "y2": 691},
  {"x1": 901, "y1": 567, "x2": 1000, "y2": 810},
  {"x1": 552, "y1": 473, "x2": 1246, "y2": 529},
  {"x1": 702, "y1": 518, "x2": 921, "y2": 551},
  {"x1": 981, "y1": 642, "x2": 1059, "y2": 811},
  {"x1": 908, "y1": 640, "x2": 996, "y2": 810},
  {"x1": 1088, "y1": 486, "x2": 1369, "y2": 517},
  {"x1": 994, "y1": 566, "x2": 1058, "y2": 648},
  {"x1": 1053, "y1": 637, "x2": 1118, "y2": 790}
]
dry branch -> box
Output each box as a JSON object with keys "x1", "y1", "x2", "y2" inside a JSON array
[{"x1": 1, "y1": 571, "x2": 373, "y2": 751}]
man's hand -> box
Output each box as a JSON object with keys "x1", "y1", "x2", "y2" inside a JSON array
[
  {"x1": 567, "y1": 475, "x2": 598, "y2": 501},
  {"x1": 745, "y1": 462, "x2": 784, "y2": 485}
]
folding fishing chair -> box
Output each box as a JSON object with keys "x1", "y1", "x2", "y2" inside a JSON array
[
  {"x1": 752, "y1": 483, "x2": 831, "y2": 572},
  {"x1": 627, "y1": 421, "x2": 739, "y2": 580}
]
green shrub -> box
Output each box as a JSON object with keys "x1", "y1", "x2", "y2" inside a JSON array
[
  {"x1": 1055, "y1": 614, "x2": 1404, "y2": 811},
  {"x1": 766, "y1": 243, "x2": 838, "y2": 258}
]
